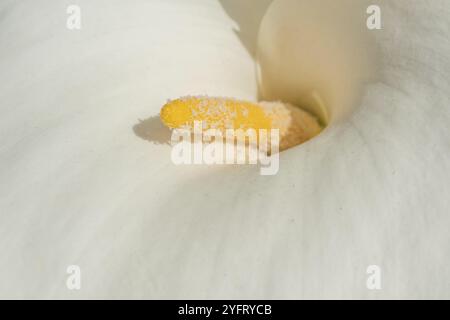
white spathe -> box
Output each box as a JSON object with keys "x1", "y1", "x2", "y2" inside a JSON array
[{"x1": 0, "y1": 0, "x2": 449, "y2": 299}]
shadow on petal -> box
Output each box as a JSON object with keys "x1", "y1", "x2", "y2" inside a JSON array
[
  {"x1": 133, "y1": 115, "x2": 171, "y2": 145},
  {"x1": 218, "y1": 0, "x2": 273, "y2": 58}
]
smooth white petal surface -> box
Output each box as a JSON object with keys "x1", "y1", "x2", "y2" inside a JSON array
[{"x1": 0, "y1": 0, "x2": 449, "y2": 299}]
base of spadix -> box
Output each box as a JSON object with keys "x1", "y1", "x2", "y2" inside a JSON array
[{"x1": 258, "y1": 101, "x2": 322, "y2": 151}]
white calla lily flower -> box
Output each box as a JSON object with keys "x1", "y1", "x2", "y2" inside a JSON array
[{"x1": 0, "y1": 0, "x2": 448, "y2": 299}]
